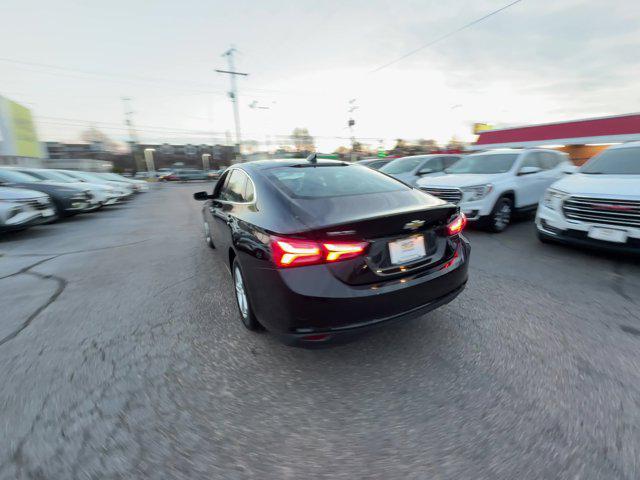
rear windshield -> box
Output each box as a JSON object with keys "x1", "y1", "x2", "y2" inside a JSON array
[
  {"x1": 266, "y1": 165, "x2": 407, "y2": 198},
  {"x1": 380, "y1": 157, "x2": 424, "y2": 174},
  {"x1": 580, "y1": 147, "x2": 640, "y2": 175}
]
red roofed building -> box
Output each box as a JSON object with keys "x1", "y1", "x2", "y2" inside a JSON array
[{"x1": 471, "y1": 113, "x2": 640, "y2": 164}]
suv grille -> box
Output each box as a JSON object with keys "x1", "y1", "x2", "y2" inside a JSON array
[
  {"x1": 562, "y1": 196, "x2": 640, "y2": 228},
  {"x1": 420, "y1": 187, "x2": 463, "y2": 204},
  {"x1": 17, "y1": 198, "x2": 52, "y2": 210}
]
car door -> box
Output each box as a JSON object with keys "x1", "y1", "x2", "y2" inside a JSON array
[
  {"x1": 209, "y1": 169, "x2": 248, "y2": 254},
  {"x1": 205, "y1": 171, "x2": 230, "y2": 249},
  {"x1": 515, "y1": 152, "x2": 546, "y2": 207}
]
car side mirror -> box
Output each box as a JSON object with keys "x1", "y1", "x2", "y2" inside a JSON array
[
  {"x1": 193, "y1": 191, "x2": 211, "y2": 201},
  {"x1": 417, "y1": 168, "x2": 434, "y2": 176},
  {"x1": 518, "y1": 166, "x2": 542, "y2": 176}
]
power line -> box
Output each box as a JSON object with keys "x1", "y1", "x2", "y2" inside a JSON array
[
  {"x1": 0, "y1": 57, "x2": 313, "y2": 98},
  {"x1": 370, "y1": 0, "x2": 525, "y2": 73}
]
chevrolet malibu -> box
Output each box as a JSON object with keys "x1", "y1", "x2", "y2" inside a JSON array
[{"x1": 194, "y1": 157, "x2": 470, "y2": 346}]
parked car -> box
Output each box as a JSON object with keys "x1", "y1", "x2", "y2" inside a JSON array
[
  {"x1": 134, "y1": 171, "x2": 164, "y2": 180},
  {"x1": 206, "y1": 169, "x2": 225, "y2": 180},
  {"x1": 0, "y1": 169, "x2": 94, "y2": 217},
  {"x1": 536, "y1": 142, "x2": 640, "y2": 252},
  {"x1": 193, "y1": 158, "x2": 469, "y2": 346},
  {"x1": 0, "y1": 187, "x2": 56, "y2": 232},
  {"x1": 55, "y1": 170, "x2": 135, "y2": 197},
  {"x1": 14, "y1": 168, "x2": 121, "y2": 209},
  {"x1": 93, "y1": 172, "x2": 149, "y2": 192},
  {"x1": 379, "y1": 154, "x2": 462, "y2": 185},
  {"x1": 357, "y1": 158, "x2": 393, "y2": 170},
  {"x1": 417, "y1": 149, "x2": 574, "y2": 232},
  {"x1": 163, "y1": 169, "x2": 209, "y2": 182}
]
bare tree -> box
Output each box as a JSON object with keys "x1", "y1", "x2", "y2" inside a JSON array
[{"x1": 291, "y1": 128, "x2": 315, "y2": 153}]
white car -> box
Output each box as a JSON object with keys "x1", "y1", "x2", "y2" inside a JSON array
[
  {"x1": 0, "y1": 186, "x2": 56, "y2": 231},
  {"x1": 417, "y1": 148, "x2": 574, "y2": 232},
  {"x1": 55, "y1": 170, "x2": 135, "y2": 198},
  {"x1": 379, "y1": 154, "x2": 462, "y2": 185},
  {"x1": 536, "y1": 142, "x2": 640, "y2": 252},
  {"x1": 94, "y1": 172, "x2": 149, "y2": 192}
]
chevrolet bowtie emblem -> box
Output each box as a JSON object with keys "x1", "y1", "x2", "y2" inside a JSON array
[{"x1": 404, "y1": 219, "x2": 425, "y2": 230}]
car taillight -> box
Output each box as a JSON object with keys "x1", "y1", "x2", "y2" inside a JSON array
[
  {"x1": 447, "y1": 213, "x2": 467, "y2": 236},
  {"x1": 323, "y1": 242, "x2": 368, "y2": 262},
  {"x1": 270, "y1": 236, "x2": 368, "y2": 268}
]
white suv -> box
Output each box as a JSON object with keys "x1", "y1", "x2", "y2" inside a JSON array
[
  {"x1": 536, "y1": 142, "x2": 640, "y2": 252},
  {"x1": 416, "y1": 149, "x2": 574, "y2": 232}
]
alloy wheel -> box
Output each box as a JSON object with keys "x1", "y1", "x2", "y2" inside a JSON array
[
  {"x1": 494, "y1": 200, "x2": 512, "y2": 230},
  {"x1": 234, "y1": 266, "x2": 249, "y2": 320}
]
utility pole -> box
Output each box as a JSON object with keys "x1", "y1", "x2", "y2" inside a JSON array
[
  {"x1": 122, "y1": 97, "x2": 142, "y2": 171},
  {"x1": 348, "y1": 98, "x2": 358, "y2": 162},
  {"x1": 216, "y1": 47, "x2": 248, "y2": 163}
]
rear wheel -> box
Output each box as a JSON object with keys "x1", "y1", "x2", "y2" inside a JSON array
[
  {"x1": 487, "y1": 196, "x2": 513, "y2": 233},
  {"x1": 232, "y1": 259, "x2": 261, "y2": 331}
]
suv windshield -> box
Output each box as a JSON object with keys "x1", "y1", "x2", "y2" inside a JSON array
[
  {"x1": 445, "y1": 153, "x2": 518, "y2": 174},
  {"x1": 267, "y1": 165, "x2": 406, "y2": 198},
  {"x1": 380, "y1": 157, "x2": 424, "y2": 174},
  {"x1": 580, "y1": 147, "x2": 640, "y2": 174}
]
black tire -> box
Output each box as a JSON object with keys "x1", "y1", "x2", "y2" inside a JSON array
[
  {"x1": 487, "y1": 196, "x2": 513, "y2": 233},
  {"x1": 231, "y1": 258, "x2": 262, "y2": 331},
  {"x1": 203, "y1": 221, "x2": 215, "y2": 249}
]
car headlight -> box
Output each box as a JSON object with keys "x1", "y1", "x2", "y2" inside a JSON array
[
  {"x1": 461, "y1": 184, "x2": 493, "y2": 202},
  {"x1": 542, "y1": 188, "x2": 569, "y2": 211}
]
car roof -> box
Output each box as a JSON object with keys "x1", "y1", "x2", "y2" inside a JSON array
[{"x1": 236, "y1": 159, "x2": 350, "y2": 173}]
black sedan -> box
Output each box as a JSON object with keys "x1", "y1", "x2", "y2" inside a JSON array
[
  {"x1": 0, "y1": 169, "x2": 92, "y2": 217},
  {"x1": 194, "y1": 157, "x2": 470, "y2": 346}
]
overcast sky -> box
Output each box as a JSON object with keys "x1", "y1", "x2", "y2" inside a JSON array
[{"x1": 1, "y1": 0, "x2": 639, "y2": 151}]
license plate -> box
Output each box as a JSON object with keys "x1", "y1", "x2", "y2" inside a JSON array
[
  {"x1": 389, "y1": 235, "x2": 426, "y2": 265},
  {"x1": 588, "y1": 227, "x2": 627, "y2": 243},
  {"x1": 42, "y1": 208, "x2": 54, "y2": 217}
]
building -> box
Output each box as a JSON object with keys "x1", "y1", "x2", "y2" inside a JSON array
[
  {"x1": 136, "y1": 143, "x2": 234, "y2": 171},
  {"x1": 471, "y1": 113, "x2": 640, "y2": 164},
  {"x1": 0, "y1": 95, "x2": 46, "y2": 167}
]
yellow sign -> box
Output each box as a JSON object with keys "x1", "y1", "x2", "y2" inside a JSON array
[
  {"x1": 473, "y1": 123, "x2": 493, "y2": 135},
  {"x1": 8, "y1": 99, "x2": 41, "y2": 157},
  {"x1": 0, "y1": 96, "x2": 42, "y2": 158}
]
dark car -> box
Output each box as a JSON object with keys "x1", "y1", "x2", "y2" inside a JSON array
[
  {"x1": 193, "y1": 157, "x2": 470, "y2": 346},
  {"x1": 163, "y1": 169, "x2": 209, "y2": 181},
  {"x1": 0, "y1": 169, "x2": 92, "y2": 217},
  {"x1": 356, "y1": 158, "x2": 393, "y2": 170}
]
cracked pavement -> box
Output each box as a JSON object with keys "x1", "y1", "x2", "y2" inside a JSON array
[{"x1": 1, "y1": 183, "x2": 640, "y2": 479}]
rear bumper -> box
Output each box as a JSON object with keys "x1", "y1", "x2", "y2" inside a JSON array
[
  {"x1": 243, "y1": 237, "x2": 470, "y2": 341},
  {"x1": 276, "y1": 280, "x2": 467, "y2": 346}
]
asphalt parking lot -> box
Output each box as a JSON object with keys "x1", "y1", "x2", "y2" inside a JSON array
[{"x1": 1, "y1": 183, "x2": 639, "y2": 480}]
